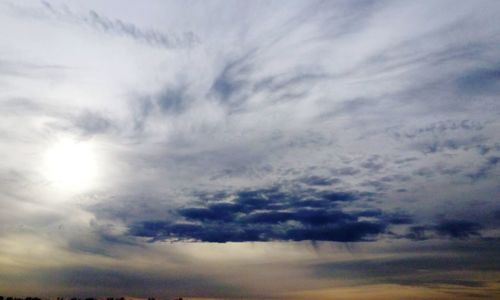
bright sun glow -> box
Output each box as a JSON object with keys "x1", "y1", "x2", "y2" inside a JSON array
[{"x1": 43, "y1": 138, "x2": 99, "y2": 192}]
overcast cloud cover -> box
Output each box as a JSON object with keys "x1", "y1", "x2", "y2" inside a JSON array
[{"x1": 0, "y1": 0, "x2": 499, "y2": 299}]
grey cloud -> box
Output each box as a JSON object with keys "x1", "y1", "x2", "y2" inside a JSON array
[
  {"x1": 34, "y1": 266, "x2": 241, "y2": 299},
  {"x1": 86, "y1": 194, "x2": 176, "y2": 224},
  {"x1": 466, "y1": 156, "x2": 500, "y2": 181},
  {"x1": 331, "y1": 167, "x2": 361, "y2": 176},
  {"x1": 314, "y1": 253, "x2": 498, "y2": 289},
  {"x1": 299, "y1": 175, "x2": 341, "y2": 186},
  {"x1": 210, "y1": 52, "x2": 255, "y2": 109},
  {"x1": 73, "y1": 111, "x2": 112, "y2": 136},
  {"x1": 360, "y1": 156, "x2": 385, "y2": 172},
  {"x1": 130, "y1": 96, "x2": 155, "y2": 133},
  {"x1": 456, "y1": 67, "x2": 500, "y2": 95},
  {"x1": 387, "y1": 120, "x2": 489, "y2": 154},
  {"x1": 405, "y1": 220, "x2": 483, "y2": 241},
  {"x1": 434, "y1": 220, "x2": 482, "y2": 239},
  {"x1": 156, "y1": 85, "x2": 191, "y2": 114},
  {"x1": 0, "y1": 59, "x2": 67, "y2": 78},
  {"x1": 253, "y1": 73, "x2": 326, "y2": 93},
  {"x1": 396, "y1": 120, "x2": 485, "y2": 139},
  {"x1": 475, "y1": 143, "x2": 500, "y2": 156}
]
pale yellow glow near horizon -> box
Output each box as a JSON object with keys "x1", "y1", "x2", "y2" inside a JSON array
[{"x1": 43, "y1": 137, "x2": 99, "y2": 193}]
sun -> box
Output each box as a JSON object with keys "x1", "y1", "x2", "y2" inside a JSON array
[{"x1": 43, "y1": 137, "x2": 99, "y2": 192}]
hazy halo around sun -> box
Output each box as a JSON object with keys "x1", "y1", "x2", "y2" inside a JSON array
[{"x1": 42, "y1": 136, "x2": 99, "y2": 193}]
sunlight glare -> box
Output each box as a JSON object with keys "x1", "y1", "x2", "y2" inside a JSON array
[{"x1": 43, "y1": 138, "x2": 99, "y2": 192}]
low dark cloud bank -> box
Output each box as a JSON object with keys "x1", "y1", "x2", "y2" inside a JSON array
[
  {"x1": 128, "y1": 187, "x2": 391, "y2": 242},
  {"x1": 406, "y1": 220, "x2": 483, "y2": 240},
  {"x1": 127, "y1": 186, "x2": 469, "y2": 243},
  {"x1": 125, "y1": 183, "x2": 492, "y2": 244}
]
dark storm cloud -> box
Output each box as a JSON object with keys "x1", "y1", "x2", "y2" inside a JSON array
[
  {"x1": 283, "y1": 222, "x2": 386, "y2": 242},
  {"x1": 130, "y1": 221, "x2": 266, "y2": 243},
  {"x1": 127, "y1": 187, "x2": 400, "y2": 243},
  {"x1": 434, "y1": 220, "x2": 482, "y2": 239},
  {"x1": 179, "y1": 203, "x2": 240, "y2": 222},
  {"x1": 321, "y1": 191, "x2": 359, "y2": 202},
  {"x1": 125, "y1": 185, "x2": 490, "y2": 243},
  {"x1": 244, "y1": 209, "x2": 357, "y2": 225},
  {"x1": 129, "y1": 219, "x2": 387, "y2": 243},
  {"x1": 383, "y1": 211, "x2": 413, "y2": 225},
  {"x1": 405, "y1": 225, "x2": 432, "y2": 241}
]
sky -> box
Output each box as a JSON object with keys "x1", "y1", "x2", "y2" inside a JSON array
[{"x1": 0, "y1": 0, "x2": 499, "y2": 299}]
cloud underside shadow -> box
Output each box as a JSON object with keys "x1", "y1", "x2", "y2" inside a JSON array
[
  {"x1": 127, "y1": 188, "x2": 382, "y2": 242},
  {"x1": 126, "y1": 187, "x2": 483, "y2": 243}
]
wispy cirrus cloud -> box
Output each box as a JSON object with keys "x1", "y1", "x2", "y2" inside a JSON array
[{"x1": 13, "y1": 1, "x2": 201, "y2": 49}]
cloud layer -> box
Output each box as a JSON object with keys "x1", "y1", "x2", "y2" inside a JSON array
[{"x1": 0, "y1": 0, "x2": 500, "y2": 298}]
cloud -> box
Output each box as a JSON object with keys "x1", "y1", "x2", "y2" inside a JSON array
[
  {"x1": 179, "y1": 204, "x2": 240, "y2": 222},
  {"x1": 387, "y1": 119, "x2": 489, "y2": 154},
  {"x1": 1, "y1": 0, "x2": 500, "y2": 297},
  {"x1": 321, "y1": 191, "x2": 359, "y2": 202},
  {"x1": 299, "y1": 175, "x2": 341, "y2": 186},
  {"x1": 456, "y1": 67, "x2": 500, "y2": 95},
  {"x1": 434, "y1": 220, "x2": 482, "y2": 239},
  {"x1": 284, "y1": 222, "x2": 386, "y2": 242},
  {"x1": 156, "y1": 84, "x2": 191, "y2": 114},
  {"x1": 210, "y1": 53, "x2": 254, "y2": 107},
  {"x1": 35, "y1": 266, "x2": 240, "y2": 299},
  {"x1": 127, "y1": 186, "x2": 400, "y2": 243},
  {"x1": 466, "y1": 156, "x2": 500, "y2": 181},
  {"x1": 405, "y1": 220, "x2": 483, "y2": 240},
  {"x1": 313, "y1": 251, "x2": 499, "y2": 290},
  {"x1": 40, "y1": 1, "x2": 199, "y2": 49},
  {"x1": 0, "y1": 59, "x2": 67, "y2": 78}
]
